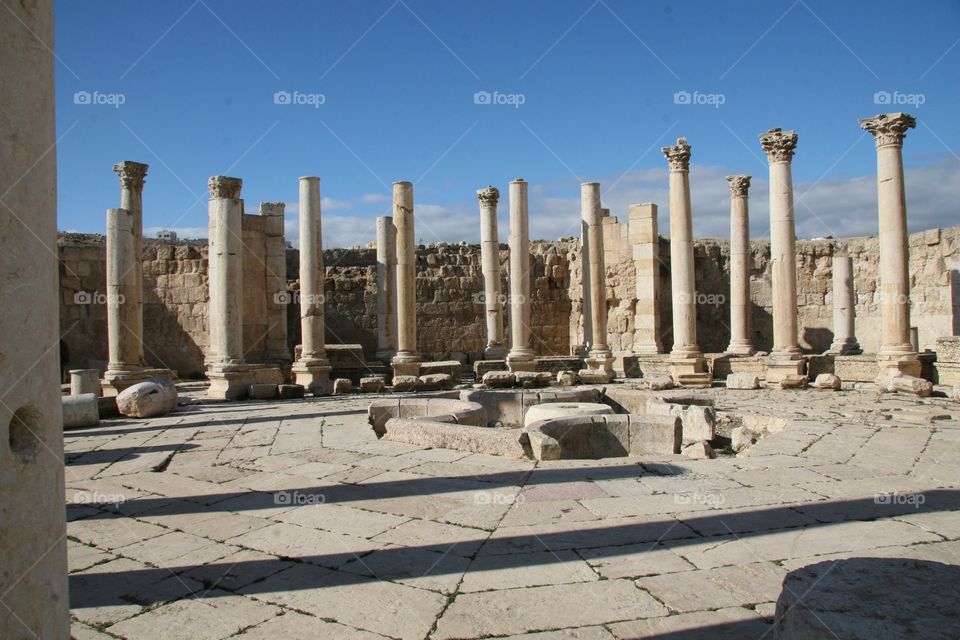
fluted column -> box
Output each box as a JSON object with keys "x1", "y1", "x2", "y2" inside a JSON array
[
  {"x1": 760, "y1": 128, "x2": 804, "y2": 384},
  {"x1": 292, "y1": 176, "x2": 331, "y2": 394},
  {"x1": 860, "y1": 112, "x2": 920, "y2": 380},
  {"x1": 506, "y1": 178, "x2": 535, "y2": 371},
  {"x1": 662, "y1": 138, "x2": 708, "y2": 384},
  {"x1": 726, "y1": 175, "x2": 754, "y2": 355},
  {"x1": 375, "y1": 216, "x2": 397, "y2": 361},
  {"x1": 391, "y1": 181, "x2": 421, "y2": 374},
  {"x1": 103, "y1": 208, "x2": 143, "y2": 389},
  {"x1": 828, "y1": 255, "x2": 861, "y2": 355},
  {"x1": 478, "y1": 186, "x2": 507, "y2": 359},
  {"x1": 207, "y1": 176, "x2": 245, "y2": 368},
  {"x1": 582, "y1": 182, "x2": 613, "y2": 374},
  {"x1": 629, "y1": 203, "x2": 662, "y2": 354},
  {"x1": 112, "y1": 161, "x2": 147, "y2": 366}
]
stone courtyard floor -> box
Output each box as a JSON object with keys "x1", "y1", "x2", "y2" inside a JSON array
[{"x1": 64, "y1": 386, "x2": 960, "y2": 639}]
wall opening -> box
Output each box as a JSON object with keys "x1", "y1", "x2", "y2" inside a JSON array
[{"x1": 9, "y1": 404, "x2": 41, "y2": 462}]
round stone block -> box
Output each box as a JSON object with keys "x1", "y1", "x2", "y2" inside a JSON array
[
  {"x1": 523, "y1": 402, "x2": 613, "y2": 428},
  {"x1": 62, "y1": 393, "x2": 99, "y2": 429}
]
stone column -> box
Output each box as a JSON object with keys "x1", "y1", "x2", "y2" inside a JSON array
[
  {"x1": 828, "y1": 256, "x2": 861, "y2": 355},
  {"x1": 506, "y1": 178, "x2": 536, "y2": 371},
  {"x1": 113, "y1": 160, "x2": 147, "y2": 366},
  {"x1": 261, "y1": 202, "x2": 290, "y2": 367},
  {"x1": 859, "y1": 112, "x2": 921, "y2": 380},
  {"x1": 629, "y1": 203, "x2": 662, "y2": 354},
  {"x1": 726, "y1": 175, "x2": 754, "y2": 355},
  {"x1": 580, "y1": 201, "x2": 593, "y2": 352},
  {"x1": 760, "y1": 128, "x2": 805, "y2": 385},
  {"x1": 292, "y1": 177, "x2": 332, "y2": 394},
  {"x1": 581, "y1": 182, "x2": 613, "y2": 375},
  {"x1": 478, "y1": 186, "x2": 507, "y2": 359},
  {"x1": 0, "y1": 1, "x2": 70, "y2": 635},
  {"x1": 375, "y1": 216, "x2": 398, "y2": 361},
  {"x1": 662, "y1": 137, "x2": 708, "y2": 385},
  {"x1": 391, "y1": 181, "x2": 421, "y2": 375},
  {"x1": 103, "y1": 207, "x2": 145, "y2": 392}
]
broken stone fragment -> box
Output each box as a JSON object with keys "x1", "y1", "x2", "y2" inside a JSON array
[
  {"x1": 812, "y1": 373, "x2": 841, "y2": 390},
  {"x1": 360, "y1": 376, "x2": 386, "y2": 393},
  {"x1": 62, "y1": 393, "x2": 99, "y2": 429},
  {"x1": 726, "y1": 373, "x2": 759, "y2": 390},
  {"x1": 681, "y1": 441, "x2": 714, "y2": 459},
  {"x1": 577, "y1": 369, "x2": 613, "y2": 384},
  {"x1": 483, "y1": 371, "x2": 516, "y2": 388},
  {"x1": 248, "y1": 383, "x2": 278, "y2": 400},
  {"x1": 556, "y1": 370, "x2": 578, "y2": 387},
  {"x1": 888, "y1": 375, "x2": 933, "y2": 398},
  {"x1": 418, "y1": 373, "x2": 454, "y2": 391},
  {"x1": 278, "y1": 384, "x2": 305, "y2": 399},
  {"x1": 332, "y1": 378, "x2": 353, "y2": 395},
  {"x1": 778, "y1": 374, "x2": 808, "y2": 390},
  {"x1": 638, "y1": 374, "x2": 675, "y2": 391},
  {"x1": 392, "y1": 375, "x2": 420, "y2": 392},
  {"x1": 116, "y1": 378, "x2": 177, "y2": 418}
]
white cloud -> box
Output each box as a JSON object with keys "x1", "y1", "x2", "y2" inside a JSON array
[{"x1": 359, "y1": 193, "x2": 390, "y2": 204}]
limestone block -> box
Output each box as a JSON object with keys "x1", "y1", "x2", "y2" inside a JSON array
[
  {"x1": 380, "y1": 418, "x2": 526, "y2": 458},
  {"x1": 515, "y1": 371, "x2": 549, "y2": 389},
  {"x1": 730, "y1": 426, "x2": 754, "y2": 452},
  {"x1": 332, "y1": 378, "x2": 353, "y2": 395},
  {"x1": 627, "y1": 414, "x2": 682, "y2": 456},
  {"x1": 474, "y1": 360, "x2": 507, "y2": 379},
  {"x1": 116, "y1": 378, "x2": 178, "y2": 418},
  {"x1": 419, "y1": 374, "x2": 454, "y2": 391},
  {"x1": 812, "y1": 374, "x2": 841, "y2": 390},
  {"x1": 360, "y1": 377, "x2": 386, "y2": 393},
  {"x1": 248, "y1": 384, "x2": 278, "y2": 400},
  {"x1": 637, "y1": 374, "x2": 674, "y2": 391},
  {"x1": 889, "y1": 375, "x2": 933, "y2": 398},
  {"x1": 523, "y1": 402, "x2": 614, "y2": 428},
  {"x1": 680, "y1": 405, "x2": 716, "y2": 444},
  {"x1": 726, "y1": 373, "x2": 759, "y2": 390},
  {"x1": 392, "y1": 375, "x2": 420, "y2": 392},
  {"x1": 577, "y1": 369, "x2": 613, "y2": 384},
  {"x1": 70, "y1": 369, "x2": 101, "y2": 396},
  {"x1": 278, "y1": 384, "x2": 305, "y2": 399},
  {"x1": 681, "y1": 441, "x2": 714, "y2": 459},
  {"x1": 62, "y1": 393, "x2": 99, "y2": 429},
  {"x1": 779, "y1": 374, "x2": 809, "y2": 389},
  {"x1": 483, "y1": 371, "x2": 516, "y2": 389},
  {"x1": 556, "y1": 370, "x2": 578, "y2": 386}
]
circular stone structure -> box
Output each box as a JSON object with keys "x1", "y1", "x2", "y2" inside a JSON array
[{"x1": 523, "y1": 402, "x2": 613, "y2": 428}]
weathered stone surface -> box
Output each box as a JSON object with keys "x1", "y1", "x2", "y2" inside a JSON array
[
  {"x1": 392, "y1": 375, "x2": 419, "y2": 392},
  {"x1": 359, "y1": 376, "x2": 386, "y2": 393},
  {"x1": 483, "y1": 371, "x2": 516, "y2": 388},
  {"x1": 63, "y1": 393, "x2": 99, "y2": 429},
  {"x1": 577, "y1": 369, "x2": 613, "y2": 384},
  {"x1": 888, "y1": 374, "x2": 933, "y2": 397},
  {"x1": 779, "y1": 374, "x2": 808, "y2": 389},
  {"x1": 278, "y1": 384, "x2": 305, "y2": 399},
  {"x1": 116, "y1": 378, "x2": 178, "y2": 418},
  {"x1": 515, "y1": 371, "x2": 550, "y2": 389},
  {"x1": 731, "y1": 426, "x2": 755, "y2": 452},
  {"x1": 813, "y1": 373, "x2": 842, "y2": 390},
  {"x1": 418, "y1": 373, "x2": 454, "y2": 391},
  {"x1": 248, "y1": 384, "x2": 278, "y2": 400},
  {"x1": 556, "y1": 370, "x2": 578, "y2": 386},
  {"x1": 523, "y1": 402, "x2": 614, "y2": 428},
  {"x1": 726, "y1": 372, "x2": 760, "y2": 390},
  {"x1": 380, "y1": 418, "x2": 526, "y2": 458},
  {"x1": 332, "y1": 378, "x2": 353, "y2": 395},
  {"x1": 637, "y1": 374, "x2": 675, "y2": 390},
  {"x1": 682, "y1": 441, "x2": 715, "y2": 459}
]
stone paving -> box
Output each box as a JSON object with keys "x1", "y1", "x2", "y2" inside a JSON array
[{"x1": 64, "y1": 386, "x2": 960, "y2": 639}]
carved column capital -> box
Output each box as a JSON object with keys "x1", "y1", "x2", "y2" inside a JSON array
[
  {"x1": 661, "y1": 137, "x2": 691, "y2": 172},
  {"x1": 113, "y1": 161, "x2": 148, "y2": 191},
  {"x1": 476, "y1": 185, "x2": 499, "y2": 207},
  {"x1": 726, "y1": 175, "x2": 752, "y2": 197},
  {"x1": 759, "y1": 128, "x2": 798, "y2": 163},
  {"x1": 208, "y1": 176, "x2": 243, "y2": 200},
  {"x1": 859, "y1": 112, "x2": 916, "y2": 148}
]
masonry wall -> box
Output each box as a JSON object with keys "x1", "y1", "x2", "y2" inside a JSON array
[{"x1": 58, "y1": 224, "x2": 960, "y2": 377}]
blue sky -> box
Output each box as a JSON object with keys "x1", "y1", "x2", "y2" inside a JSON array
[{"x1": 55, "y1": 0, "x2": 960, "y2": 247}]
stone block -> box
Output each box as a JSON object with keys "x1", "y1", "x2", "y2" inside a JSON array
[
  {"x1": 419, "y1": 373, "x2": 454, "y2": 391},
  {"x1": 62, "y1": 393, "x2": 99, "y2": 429},
  {"x1": 474, "y1": 360, "x2": 507, "y2": 379},
  {"x1": 779, "y1": 374, "x2": 809, "y2": 389},
  {"x1": 577, "y1": 369, "x2": 613, "y2": 384},
  {"x1": 680, "y1": 405, "x2": 716, "y2": 444},
  {"x1": 681, "y1": 441, "x2": 714, "y2": 459},
  {"x1": 889, "y1": 375, "x2": 933, "y2": 397},
  {"x1": 278, "y1": 384, "x2": 305, "y2": 399},
  {"x1": 360, "y1": 377, "x2": 386, "y2": 393},
  {"x1": 117, "y1": 378, "x2": 178, "y2": 418},
  {"x1": 483, "y1": 371, "x2": 516, "y2": 389},
  {"x1": 637, "y1": 374, "x2": 674, "y2": 391},
  {"x1": 556, "y1": 370, "x2": 578, "y2": 387},
  {"x1": 726, "y1": 373, "x2": 759, "y2": 390},
  {"x1": 392, "y1": 375, "x2": 420, "y2": 392},
  {"x1": 812, "y1": 374, "x2": 841, "y2": 390},
  {"x1": 248, "y1": 384, "x2": 278, "y2": 400},
  {"x1": 627, "y1": 414, "x2": 681, "y2": 456},
  {"x1": 332, "y1": 378, "x2": 353, "y2": 395}
]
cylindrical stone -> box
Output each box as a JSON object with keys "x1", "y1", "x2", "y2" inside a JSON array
[
  {"x1": 70, "y1": 369, "x2": 101, "y2": 396},
  {"x1": 392, "y1": 181, "x2": 419, "y2": 364},
  {"x1": 208, "y1": 176, "x2": 244, "y2": 364},
  {"x1": 829, "y1": 256, "x2": 861, "y2": 354},
  {"x1": 298, "y1": 177, "x2": 328, "y2": 363},
  {"x1": 726, "y1": 176, "x2": 753, "y2": 355},
  {"x1": 62, "y1": 393, "x2": 100, "y2": 429},
  {"x1": 113, "y1": 160, "x2": 147, "y2": 366},
  {"x1": 477, "y1": 186, "x2": 506, "y2": 358},
  {"x1": 662, "y1": 138, "x2": 700, "y2": 359},
  {"x1": 506, "y1": 179, "x2": 535, "y2": 367},
  {"x1": 105, "y1": 207, "x2": 141, "y2": 372},
  {"x1": 581, "y1": 182, "x2": 610, "y2": 355},
  {"x1": 376, "y1": 216, "x2": 397, "y2": 360}
]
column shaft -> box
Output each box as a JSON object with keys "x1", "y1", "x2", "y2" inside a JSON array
[
  {"x1": 582, "y1": 183, "x2": 611, "y2": 362},
  {"x1": 298, "y1": 178, "x2": 327, "y2": 362},
  {"x1": 392, "y1": 181, "x2": 420, "y2": 368},
  {"x1": 506, "y1": 179, "x2": 535, "y2": 370},
  {"x1": 477, "y1": 187, "x2": 506, "y2": 359},
  {"x1": 208, "y1": 177, "x2": 245, "y2": 365},
  {"x1": 629, "y1": 203, "x2": 662, "y2": 354},
  {"x1": 829, "y1": 256, "x2": 861, "y2": 354},
  {"x1": 261, "y1": 202, "x2": 290, "y2": 364},
  {"x1": 726, "y1": 176, "x2": 753, "y2": 355},
  {"x1": 113, "y1": 161, "x2": 148, "y2": 366},
  {"x1": 376, "y1": 216, "x2": 397, "y2": 361},
  {"x1": 105, "y1": 208, "x2": 140, "y2": 371}
]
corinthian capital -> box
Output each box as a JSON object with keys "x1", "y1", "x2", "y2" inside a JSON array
[
  {"x1": 759, "y1": 128, "x2": 798, "y2": 163},
  {"x1": 476, "y1": 186, "x2": 499, "y2": 207},
  {"x1": 859, "y1": 112, "x2": 916, "y2": 148},
  {"x1": 661, "y1": 137, "x2": 691, "y2": 172},
  {"x1": 726, "y1": 175, "x2": 751, "y2": 197},
  {"x1": 208, "y1": 176, "x2": 243, "y2": 200},
  {"x1": 113, "y1": 161, "x2": 148, "y2": 191}
]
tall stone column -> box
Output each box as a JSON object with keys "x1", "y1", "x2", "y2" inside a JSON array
[
  {"x1": 629, "y1": 203, "x2": 662, "y2": 354},
  {"x1": 828, "y1": 255, "x2": 861, "y2": 355},
  {"x1": 103, "y1": 208, "x2": 145, "y2": 392},
  {"x1": 112, "y1": 161, "x2": 148, "y2": 366},
  {"x1": 478, "y1": 186, "x2": 507, "y2": 359},
  {"x1": 581, "y1": 182, "x2": 613, "y2": 375},
  {"x1": 0, "y1": 1, "x2": 70, "y2": 635},
  {"x1": 860, "y1": 112, "x2": 921, "y2": 381},
  {"x1": 580, "y1": 206, "x2": 593, "y2": 353},
  {"x1": 292, "y1": 177, "x2": 332, "y2": 394},
  {"x1": 662, "y1": 137, "x2": 708, "y2": 385},
  {"x1": 726, "y1": 175, "x2": 754, "y2": 355},
  {"x1": 375, "y1": 216, "x2": 398, "y2": 361},
  {"x1": 391, "y1": 181, "x2": 421, "y2": 375},
  {"x1": 760, "y1": 128, "x2": 805, "y2": 385},
  {"x1": 506, "y1": 178, "x2": 536, "y2": 371},
  {"x1": 261, "y1": 201, "x2": 290, "y2": 367}
]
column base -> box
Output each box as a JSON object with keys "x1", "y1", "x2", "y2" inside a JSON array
[
  {"x1": 766, "y1": 357, "x2": 806, "y2": 388},
  {"x1": 725, "y1": 340, "x2": 754, "y2": 356},
  {"x1": 827, "y1": 339, "x2": 862, "y2": 356},
  {"x1": 291, "y1": 358, "x2": 333, "y2": 396},
  {"x1": 484, "y1": 345, "x2": 508, "y2": 360},
  {"x1": 375, "y1": 349, "x2": 397, "y2": 364},
  {"x1": 875, "y1": 353, "x2": 921, "y2": 386},
  {"x1": 506, "y1": 349, "x2": 536, "y2": 372},
  {"x1": 102, "y1": 367, "x2": 177, "y2": 396},
  {"x1": 586, "y1": 349, "x2": 614, "y2": 375},
  {"x1": 669, "y1": 355, "x2": 712, "y2": 388},
  {"x1": 207, "y1": 363, "x2": 254, "y2": 401}
]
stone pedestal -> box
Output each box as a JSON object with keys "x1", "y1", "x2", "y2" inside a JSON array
[
  {"x1": 662, "y1": 138, "x2": 708, "y2": 384},
  {"x1": 391, "y1": 181, "x2": 421, "y2": 375},
  {"x1": 581, "y1": 182, "x2": 614, "y2": 374},
  {"x1": 629, "y1": 203, "x2": 662, "y2": 354},
  {"x1": 760, "y1": 128, "x2": 805, "y2": 386},
  {"x1": 828, "y1": 256, "x2": 861, "y2": 355},
  {"x1": 726, "y1": 175, "x2": 754, "y2": 355},
  {"x1": 860, "y1": 112, "x2": 921, "y2": 382},
  {"x1": 292, "y1": 176, "x2": 332, "y2": 395},
  {"x1": 375, "y1": 216, "x2": 397, "y2": 362},
  {"x1": 70, "y1": 369, "x2": 101, "y2": 396},
  {"x1": 506, "y1": 179, "x2": 536, "y2": 371},
  {"x1": 477, "y1": 186, "x2": 507, "y2": 359},
  {"x1": 0, "y1": 1, "x2": 70, "y2": 634}
]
